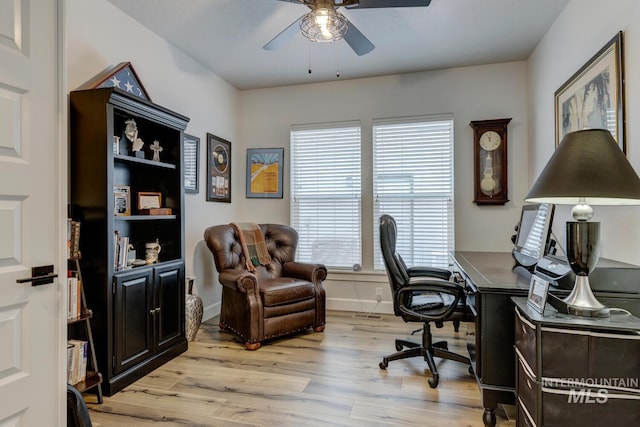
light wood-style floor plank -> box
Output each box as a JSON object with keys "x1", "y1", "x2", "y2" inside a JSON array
[{"x1": 87, "y1": 311, "x2": 515, "y2": 426}]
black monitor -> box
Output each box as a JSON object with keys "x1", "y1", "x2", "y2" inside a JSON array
[{"x1": 512, "y1": 203, "x2": 555, "y2": 268}]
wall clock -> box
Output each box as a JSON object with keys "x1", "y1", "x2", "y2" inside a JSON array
[{"x1": 470, "y1": 118, "x2": 511, "y2": 205}]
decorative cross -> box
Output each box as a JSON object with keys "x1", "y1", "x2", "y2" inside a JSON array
[{"x1": 150, "y1": 140, "x2": 163, "y2": 162}]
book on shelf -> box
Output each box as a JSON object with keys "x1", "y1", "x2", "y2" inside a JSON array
[
  {"x1": 67, "y1": 273, "x2": 81, "y2": 320},
  {"x1": 67, "y1": 339, "x2": 88, "y2": 385},
  {"x1": 69, "y1": 220, "x2": 81, "y2": 259},
  {"x1": 113, "y1": 231, "x2": 130, "y2": 271}
]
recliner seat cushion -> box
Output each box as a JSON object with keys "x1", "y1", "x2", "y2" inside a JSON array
[{"x1": 260, "y1": 277, "x2": 315, "y2": 307}]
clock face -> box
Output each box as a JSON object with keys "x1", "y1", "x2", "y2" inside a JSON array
[{"x1": 479, "y1": 130, "x2": 502, "y2": 151}]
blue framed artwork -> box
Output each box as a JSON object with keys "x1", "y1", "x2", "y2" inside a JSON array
[{"x1": 246, "y1": 148, "x2": 284, "y2": 199}]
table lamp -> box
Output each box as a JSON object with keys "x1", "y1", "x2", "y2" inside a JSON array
[{"x1": 525, "y1": 129, "x2": 640, "y2": 317}]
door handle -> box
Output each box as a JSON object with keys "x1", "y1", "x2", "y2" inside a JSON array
[{"x1": 16, "y1": 265, "x2": 58, "y2": 286}]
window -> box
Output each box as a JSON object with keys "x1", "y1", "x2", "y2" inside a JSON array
[
  {"x1": 290, "y1": 122, "x2": 361, "y2": 269},
  {"x1": 372, "y1": 116, "x2": 454, "y2": 270}
]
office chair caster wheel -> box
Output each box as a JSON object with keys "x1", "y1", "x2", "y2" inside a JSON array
[
  {"x1": 379, "y1": 359, "x2": 388, "y2": 370},
  {"x1": 428, "y1": 374, "x2": 439, "y2": 388},
  {"x1": 395, "y1": 342, "x2": 404, "y2": 351},
  {"x1": 468, "y1": 366, "x2": 474, "y2": 376}
]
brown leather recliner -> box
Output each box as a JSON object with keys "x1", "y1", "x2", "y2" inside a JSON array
[{"x1": 204, "y1": 223, "x2": 327, "y2": 350}]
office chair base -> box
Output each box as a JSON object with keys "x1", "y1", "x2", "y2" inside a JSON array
[{"x1": 379, "y1": 326, "x2": 471, "y2": 388}]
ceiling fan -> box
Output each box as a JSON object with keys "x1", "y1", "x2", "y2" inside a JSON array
[{"x1": 263, "y1": 0, "x2": 432, "y2": 56}]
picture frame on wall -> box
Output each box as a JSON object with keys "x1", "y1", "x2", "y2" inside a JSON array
[
  {"x1": 246, "y1": 148, "x2": 284, "y2": 199},
  {"x1": 206, "y1": 133, "x2": 231, "y2": 203},
  {"x1": 554, "y1": 31, "x2": 625, "y2": 152},
  {"x1": 183, "y1": 133, "x2": 199, "y2": 194}
]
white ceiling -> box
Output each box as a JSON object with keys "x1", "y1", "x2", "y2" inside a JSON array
[{"x1": 107, "y1": 0, "x2": 569, "y2": 91}]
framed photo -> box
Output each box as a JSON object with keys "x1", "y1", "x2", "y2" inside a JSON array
[
  {"x1": 113, "y1": 185, "x2": 131, "y2": 216},
  {"x1": 184, "y1": 133, "x2": 199, "y2": 194},
  {"x1": 246, "y1": 148, "x2": 284, "y2": 199},
  {"x1": 555, "y1": 31, "x2": 625, "y2": 152},
  {"x1": 137, "y1": 191, "x2": 162, "y2": 210},
  {"x1": 527, "y1": 275, "x2": 549, "y2": 314},
  {"x1": 206, "y1": 133, "x2": 231, "y2": 203}
]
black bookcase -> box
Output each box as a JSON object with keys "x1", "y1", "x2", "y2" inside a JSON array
[{"x1": 70, "y1": 87, "x2": 189, "y2": 395}]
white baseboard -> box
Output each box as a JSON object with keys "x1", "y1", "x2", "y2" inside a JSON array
[
  {"x1": 201, "y1": 298, "x2": 392, "y2": 322},
  {"x1": 327, "y1": 297, "x2": 394, "y2": 315},
  {"x1": 203, "y1": 301, "x2": 221, "y2": 322}
]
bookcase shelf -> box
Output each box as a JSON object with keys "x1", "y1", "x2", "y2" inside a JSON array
[
  {"x1": 67, "y1": 257, "x2": 103, "y2": 403},
  {"x1": 70, "y1": 87, "x2": 189, "y2": 396}
]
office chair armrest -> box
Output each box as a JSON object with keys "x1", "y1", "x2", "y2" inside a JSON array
[
  {"x1": 406, "y1": 266, "x2": 451, "y2": 281},
  {"x1": 219, "y1": 269, "x2": 258, "y2": 294},
  {"x1": 396, "y1": 280, "x2": 464, "y2": 321}
]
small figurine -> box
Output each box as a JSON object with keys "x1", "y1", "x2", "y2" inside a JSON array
[
  {"x1": 124, "y1": 118, "x2": 144, "y2": 157},
  {"x1": 150, "y1": 140, "x2": 163, "y2": 162}
]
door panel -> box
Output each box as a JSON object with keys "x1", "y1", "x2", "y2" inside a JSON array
[
  {"x1": 114, "y1": 269, "x2": 153, "y2": 374},
  {"x1": 0, "y1": 0, "x2": 62, "y2": 425},
  {"x1": 154, "y1": 262, "x2": 184, "y2": 350}
]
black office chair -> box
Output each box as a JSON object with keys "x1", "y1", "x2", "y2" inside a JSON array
[
  {"x1": 67, "y1": 384, "x2": 92, "y2": 427},
  {"x1": 378, "y1": 214, "x2": 472, "y2": 388}
]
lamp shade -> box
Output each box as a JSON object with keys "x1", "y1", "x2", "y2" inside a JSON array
[{"x1": 525, "y1": 129, "x2": 640, "y2": 205}]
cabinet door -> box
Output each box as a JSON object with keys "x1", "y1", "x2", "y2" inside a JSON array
[
  {"x1": 114, "y1": 269, "x2": 154, "y2": 374},
  {"x1": 154, "y1": 262, "x2": 185, "y2": 351}
]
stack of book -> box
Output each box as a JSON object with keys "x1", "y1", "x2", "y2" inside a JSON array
[
  {"x1": 113, "y1": 231, "x2": 130, "y2": 271},
  {"x1": 66, "y1": 220, "x2": 81, "y2": 259},
  {"x1": 67, "y1": 339, "x2": 88, "y2": 385}
]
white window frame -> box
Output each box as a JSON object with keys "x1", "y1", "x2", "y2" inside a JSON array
[
  {"x1": 372, "y1": 115, "x2": 455, "y2": 270},
  {"x1": 290, "y1": 121, "x2": 362, "y2": 269}
]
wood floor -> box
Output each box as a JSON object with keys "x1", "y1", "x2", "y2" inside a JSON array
[{"x1": 87, "y1": 311, "x2": 515, "y2": 426}]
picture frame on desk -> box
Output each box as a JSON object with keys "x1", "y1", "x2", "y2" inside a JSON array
[{"x1": 527, "y1": 275, "x2": 549, "y2": 314}]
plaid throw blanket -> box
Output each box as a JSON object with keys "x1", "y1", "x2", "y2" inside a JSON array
[{"x1": 231, "y1": 222, "x2": 272, "y2": 272}]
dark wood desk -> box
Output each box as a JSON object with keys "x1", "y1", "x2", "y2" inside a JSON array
[
  {"x1": 450, "y1": 251, "x2": 530, "y2": 427},
  {"x1": 451, "y1": 251, "x2": 640, "y2": 427}
]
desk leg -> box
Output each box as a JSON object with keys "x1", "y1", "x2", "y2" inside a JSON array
[{"x1": 483, "y1": 408, "x2": 496, "y2": 427}]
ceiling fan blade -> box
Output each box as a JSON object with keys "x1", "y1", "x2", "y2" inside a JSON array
[
  {"x1": 263, "y1": 16, "x2": 304, "y2": 51},
  {"x1": 343, "y1": 20, "x2": 375, "y2": 56},
  {"x1": 343, "y1": 0, "x2": 431, "y2": 8}
]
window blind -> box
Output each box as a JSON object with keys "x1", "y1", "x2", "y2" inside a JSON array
[
  {"x1": 290, "y1": 122, "x2": 361, "y2": 269},
  {"x1": 372, "y1": 116, "x2": 454, "y2": 270}
]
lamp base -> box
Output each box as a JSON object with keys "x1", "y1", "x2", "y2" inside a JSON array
[{"x1": 563, "y1": 275, "x2": 610, "y2": 318}]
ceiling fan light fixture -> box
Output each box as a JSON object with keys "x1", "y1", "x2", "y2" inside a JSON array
[{"x1": 300, "y1": 8, "x2": 348, "y2": 42}]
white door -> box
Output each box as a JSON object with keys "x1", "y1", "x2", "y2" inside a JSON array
[{"x1": 0, "y1": 0, "x2": 65, "y2": 425}]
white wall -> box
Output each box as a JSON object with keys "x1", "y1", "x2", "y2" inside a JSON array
[
  {"x1": 239, "y1": 63, "x2": 530, "y2": 311},
  {"x1": 528, "y1": 0, "x2": 640, "y2": 265},
  {"x1": 67, "y1": 0, "x2": 239, "y2": 319}
]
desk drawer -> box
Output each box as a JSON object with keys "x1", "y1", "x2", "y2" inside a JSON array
[
  {"x1": 540, "y1": 327, "x2": 640, "y2": 380},
  {"x1": 515, "y1": 308, "x2": 537, "y2": 375},
  {"x1": 517, "y1": 356, "x2": 538, "y2": 426}
]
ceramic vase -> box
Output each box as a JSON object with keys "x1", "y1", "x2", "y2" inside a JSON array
[{"x1": 185, "y1": 276, "x2": 203, "y2": 341}]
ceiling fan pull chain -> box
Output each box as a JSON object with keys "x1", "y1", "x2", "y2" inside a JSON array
[
  {"x1": 308, "y1": 45, "x2": 312, "y2": 74},
  {"x1": 335, "y1": 42, "x2": 340, "y2": 78}
]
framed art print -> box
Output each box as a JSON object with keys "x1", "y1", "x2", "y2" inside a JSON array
[
  {"x1": 184, "y1": 133, "x2": 199, "y2": 194},
  {"x1": 206, "y1": 133, "x2": 231, "y2": 203},
  {"x1": 555, "y1": 32, "x2": 624, "y2": 152},
  {"x1": 246, "y1": 148, "x2": 284, "y2": 199}
]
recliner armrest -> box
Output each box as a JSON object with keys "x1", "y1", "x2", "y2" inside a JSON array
[
  {"x1": 406, "y1": 266, "x2": 451, "y2": 281},
  {"x1": 218, "y1": 268, "x2": 258, "y2": 293},
  {"x1": 283, "y1": 261, "x2": 328, "y2": 283}
]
